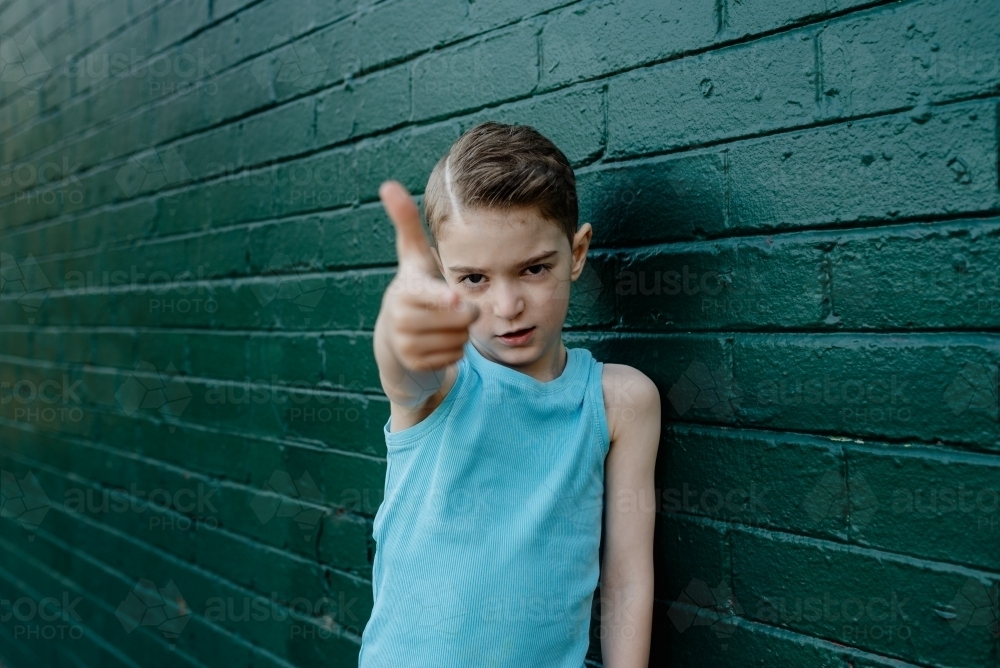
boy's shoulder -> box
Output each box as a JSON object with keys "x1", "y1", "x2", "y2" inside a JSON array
[{"x1": 600, "y1": 362, "x2": 660, "y2": 449}]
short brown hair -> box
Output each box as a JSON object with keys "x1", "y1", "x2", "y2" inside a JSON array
[{"x1": 424, "y1": 122, "x2": 578, "y2": 246}]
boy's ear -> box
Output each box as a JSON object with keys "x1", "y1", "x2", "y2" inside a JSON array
[{"x1": 571, "y1": 223, "x2": 594, "y2": 280}]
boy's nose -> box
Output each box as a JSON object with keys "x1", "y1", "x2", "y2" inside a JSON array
[{"x1": 491, "y1": 281, "x2": 525, "y2": 320}]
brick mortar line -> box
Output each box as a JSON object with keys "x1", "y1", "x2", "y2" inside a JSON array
[
  {"x1": 657, "y1": 415, "x2": 1000, "y2": 459},
  {"x1": 0, "y1": 0, "x2": 66, "y2": 51},
  {"x1": 0, "y1": 0, "x2": 912, "y2": 145},
  {"x1": 0, "y1": 439, "x2": 376, "y2": 574},
  {"x1": 0, "y1": 324, "x2": 380, "y2": 336},
  {"x1": 0, "y1": 438, "x2": 377, "y2": 583},
  {"x1": 5, "y1": 327, "x2": 1000, "y2": 343},
  {"x1": 669, "y1": 422, "x2": 1000, "y2": 465},
  {"x1": 0, "y1": 0, "x2": 923, "y2": 217},
  {"x1": 0, "y1": 0, "x2": 272, "y2": 132},
  {"x1": 0, "y1": 453, "x2": 379, "y2": 598},
  {"x1": 0, "y1": 553, "x2": 143, "y2": 668},
  {"x1": 0, "y1": 527, "x2": 350, "y2": 663},
  {"x1": 653, "y1": 598, "x2": 934, "y2": 668},
  {"x1": 0, "y1": 419, "x2": 380, "y2": 523},
  {"x1": 0, "y1": 0, "x2": 86, "y2": 60},
  {"x1": 0, "y1": 530, "x2": 216, "y2": 668},
  {"x1": 0, "y1": 396, "x2": 387, "y2": 468},
  {"x1": 5, "y1": 88, "x2": 997, "y2": 247},
  {"x1": 10, "y1": 206, "x2": 1000, "y2": 284},
  {"x1": 0, "y1": 0, "x2": 581, "y2": 158},
  {"x1": 0, "y1": 0, "x2": 149, "y2": 83},
  {"x1": 663, "y1": 509, "x2": 1000, "y2": 578},
  {"x1": 0, "y1": 384, "x2": 387, "y2": 467}
]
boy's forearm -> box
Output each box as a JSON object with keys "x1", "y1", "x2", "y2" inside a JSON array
[
  {"x1": 600, "y1": 571, "x2": 653, "y2": 668},
  {"x1": 373, "y1": 309, "x2": 446, "y2": 409}
]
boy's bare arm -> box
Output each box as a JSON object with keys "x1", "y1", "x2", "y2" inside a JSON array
[
  {"x1": 374, "y1": 181, "x2": 479, "y2": 409},
  {"x1": 600, "y1": 364, "x2": 661, "y2": 668}
]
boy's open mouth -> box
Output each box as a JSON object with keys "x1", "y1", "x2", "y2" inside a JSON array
[{"x1": 498, "y1": 326, "x2": 535, "y2": 344}]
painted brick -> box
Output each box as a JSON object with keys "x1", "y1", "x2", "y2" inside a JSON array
[
  {"x1": 819, "y1": 0, "x2": 1000, "y2": 120},
  {"x1": 608, "y1": 31, "x2": 817, "y2": 158},
  {"x1": 656, "y1": 600, "x2": 927, "y2": 667},
  {"x1": 319, "y1": 204, "x2": 396, "y2": 269},
  {"x1": 411, "y1": 23, "x2": 539, "y2": 122},
  {"x1": 660, "y1": 425, "x2": 847, "y2": 539},
  {"x1": 831, "y1": 218, "x2": 1000, "y2": 329},
  {"x1": 732, "y1": 527, "x2": 999, "y2": 667},
  {"x1": 656, "y1": 513, "x2": 730, "y2": 603},
  {"x1": 730, "y1": 333, "x2": 1000, "y2": 450},
  {"x1": 617, "y1": 233, "x2": 827, "y2": 331},
  {"x1": 323, "y1": 332, "x2": 381, "y2": 393},
  {"x1": 577, "y1": 151, "x2": 728, "y2": 246},
  {"x1": 844, "y1": 442, "x2": 1000, "y2": 572},
  {"x1": 459, "y1": 84, "x2": 606, "y2": 167},
  {"x1": 316, "y1": 64, "x2": 411, "y2": 145},
  {"x1": 725, "y1": 0, "x2": 883, "y2": 37},
  {"x1": 354, "y1": 122, "x2": 460, "y2": 201},
  {"x1": 727, "y1": 100, "x2": 999, "y2": 233},
  {"x1": 541, "y1": 0, "x2": 717, "y2": 90},
  {"x1": 4, "y1": 1, "x2": 1000, "y2": 666}
]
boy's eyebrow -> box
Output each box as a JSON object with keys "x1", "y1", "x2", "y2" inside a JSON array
[{"x1": 448, "y1": 250, "x2": 559, "y2": 274}]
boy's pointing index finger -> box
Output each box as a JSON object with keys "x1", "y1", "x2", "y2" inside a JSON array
[{"x1": 379, "y1": 180, "x2": 439, "y2": 278}]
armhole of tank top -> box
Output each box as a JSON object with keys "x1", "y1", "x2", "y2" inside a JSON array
[
  {"x1": 592, "y1": 360, "x2": 611, "y2": 458},
  {"x1": 383, "y1": 354, "x2": 469, "y2": 450}
]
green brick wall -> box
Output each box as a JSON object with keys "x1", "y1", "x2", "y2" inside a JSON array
[{"x1": 0, "y1": 0, "x2": 998, "y2": 666}]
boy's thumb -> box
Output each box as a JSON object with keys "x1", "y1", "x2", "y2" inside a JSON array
[{"x1": 380, "y1": 180, "x2": 439, "y2": 277}]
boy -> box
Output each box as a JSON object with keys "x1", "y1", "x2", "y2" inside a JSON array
[{"x1": 359, "y1": 122, "x2": 660, "y2": 668}]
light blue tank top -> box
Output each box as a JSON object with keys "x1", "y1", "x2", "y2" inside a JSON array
[{"x1": 358, "y1": 338, "x2": 610, "y2": 668}]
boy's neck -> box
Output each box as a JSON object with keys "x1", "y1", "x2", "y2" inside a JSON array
[{"x1": 469, "y1": 336, "x2": 569, "y2": 384}]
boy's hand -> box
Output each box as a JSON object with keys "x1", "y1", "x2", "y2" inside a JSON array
[{"x1": 378, "y1": 180, "x2": 480, "y2": 374}]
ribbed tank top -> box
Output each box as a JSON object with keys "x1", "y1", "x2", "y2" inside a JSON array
[{"x1": 358, "y1": 338, "x2": 610, "y2": 668}]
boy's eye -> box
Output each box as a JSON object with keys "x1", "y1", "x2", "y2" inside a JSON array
[
  {"x1": 525, "y1": 264, "x2": 550, "y2": 276},
  {"x1": 457, "y1": 265, "x2": 551, "y2": 286}
]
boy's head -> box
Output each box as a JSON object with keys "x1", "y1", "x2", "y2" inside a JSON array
[{"x1": 424, "y1": 121, "x2": 593, "y2": 369}]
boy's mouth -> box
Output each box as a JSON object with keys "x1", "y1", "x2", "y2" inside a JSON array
[{"x1": 497, "y1": 326, "x2": 535, "y2": 345}]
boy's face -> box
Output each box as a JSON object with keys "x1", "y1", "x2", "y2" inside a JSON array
[{"x1": 430, "y1": 205, "x2": 593, "y2": 369}]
